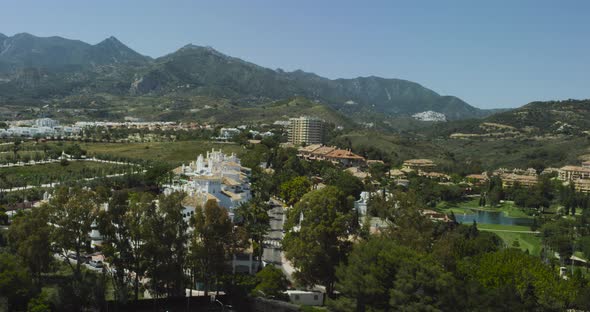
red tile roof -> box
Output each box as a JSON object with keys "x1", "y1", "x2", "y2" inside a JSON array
[{"x1": 325, "y1": 149, "x2": 365, "y2": 160}]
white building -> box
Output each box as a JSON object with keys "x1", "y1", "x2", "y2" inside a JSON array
[
  {"x1": 0, "y1": 124, "x2": 81, "y2": 138},
  {"x1": 354, "y1": 190, "x2": 392, "y2": 217},
  {"x1": 165, "y1": 149, "x2": 252, "y2": 218},
  {"x1": 218, "y1": 128, "x2": 241, "y2": 140},
  {"x1": 285, "y1": 290, "x2": 324, "y2": 306},
  {"x1": 354, "y1": 191, "x2": 370, "y2": 216},
  {"x1": 35, "y1": 118, "x2": 59, "y2": 128}
]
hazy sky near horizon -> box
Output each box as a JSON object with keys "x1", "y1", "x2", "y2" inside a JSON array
[{"x1": 1, "y1": 0, "x2": 589, "y2": 109}]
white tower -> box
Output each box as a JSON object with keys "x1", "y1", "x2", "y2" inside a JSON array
[{"x1": 196, "y1": 154, "x2": 204, "y2": 172}]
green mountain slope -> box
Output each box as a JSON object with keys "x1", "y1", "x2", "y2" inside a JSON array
[
  {"x1": 423, "y1": 99, "x2": 590, "y2": 138},
  {"x1": 0, "y1": 33, "x2": 150, "y2": 70},
  {"x1": 129, "y1": 45, "x2": 491, "y2": 120},
  {"x1": 0, "y1": 33, "x2": 493, "y2": 121}
]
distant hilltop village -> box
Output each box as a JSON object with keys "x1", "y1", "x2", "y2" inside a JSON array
[
  {"x1": 0, "y1": 118, "x2": 215, "y2": 139},
  {"x1": 0, "y1": 118, "x2": 81, "y2": 138}
]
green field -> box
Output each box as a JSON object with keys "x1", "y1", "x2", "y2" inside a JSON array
[
  {"x1": 474, "y1": 223, "x2": 540, "y2": 256},
  {"x1": 481, "y1": 229, "x2": 542, "y2": 256},
  {"x1": 476, "y1": 223, "x2": 532, "y2": 231},
  {"x1": 75, "y1": 140, "x2": 243, "y2": 165},
  {"x1": 0, "y1": 161, "x2": 130, "y2": 188}
]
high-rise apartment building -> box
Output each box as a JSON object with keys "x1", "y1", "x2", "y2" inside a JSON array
[{"x1": 288, "y1": 116, "x2": 325, "y2": 145}]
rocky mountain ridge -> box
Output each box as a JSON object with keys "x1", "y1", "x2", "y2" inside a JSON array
[{"x1": 0, "y1": 32, "x2": 494, "y2": 120}]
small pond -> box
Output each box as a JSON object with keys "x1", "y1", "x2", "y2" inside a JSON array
[{"x1": 453, "y1": 209, "x2": 533, "y2": 226}]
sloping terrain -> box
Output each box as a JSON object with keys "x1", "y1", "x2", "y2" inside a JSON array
[
  {"x1": 0, "y1": 33, "x2": 493, "y2": 121},
  {"x1": 423, "y1": 99, "x2": 590, "y2": 138}
]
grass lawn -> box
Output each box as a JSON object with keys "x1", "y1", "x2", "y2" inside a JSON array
[
  {"x1": 489, "y1": 231, "x2": 542, "y2": 256},
  {"x1": 476, "y1": 223, "x2": 532, "y2": 231},
  {"x1": 473, "y1": 222, "x2": 541, "y2": 256},
  {"x1": 0, "y1": 161, "x2": 130, "y2": 188},
  {"x1": 75, "y1": 141, "x2": 243, "y2": 165}
]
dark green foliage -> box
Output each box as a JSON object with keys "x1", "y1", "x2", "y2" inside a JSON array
[
  {"x1": 26, "y1": 292, "x2": 51, "y2": 312},
  {"x1": 52, "y1": 270, "x2": 106, "y2": 312},
  {"x1": 190, "y1": 199, "x2": 234, "y2": 295},
  {"x1": 460, "y1": 249, "x2": 576, "y2": 309},
  {"x1": 235, "y1": 199, "x2": 271, "y2": 266},
  {"x1": 279, "y1": 176, "x2": 312, "y2": 207},
  {"x1": 485, "y1": 175, "x2": 504, "y2": 207},
  {"x1": 333, "y1": 236, "x2": 460, "y2": 312},
  {"x1": 325, "y1": 170, "x2": 364, "y2": 200},
  {"x1": 96, "y1": 190, "x2": 149, "y2": 303},
  {"x1": 579, "y1": 236, "x2": 590, "y2": 262},
  {"x1": 63, "y1": 144, "x2": 86, "y2": 159},
  {"x1": 7, "y1": 207, "x2": 53, "y2": 284},
  {"x1": 540, "y1": 219, "x2": 576, "y2": 264},
  {"x1": 252, "y1": 265, "x2": 289, "y2": 299},
  {"x1": 0, "y1": 253, "x2": 33, "y2": 311},
  {"x1": 283, "y1": 186, "x2": 357, "y2": 296},
  {"x1": 432, "y1": 224, "x2": 502, "y2": 271},
  {"x1": 142, "y1": 192, "x2": 189, "y2": 298}
]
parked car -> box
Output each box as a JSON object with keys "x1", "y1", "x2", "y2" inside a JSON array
[
  {"x1": 67, "y1": 252, "x2": 88, "y2": 263},
  {"x1": 88, "y1": 260, "x2": 104, "y2": 269}
]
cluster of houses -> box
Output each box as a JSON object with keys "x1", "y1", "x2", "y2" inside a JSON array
[
  {"x1": 463, "y1": 161, "x2": 590, "y2": 193},
  {"x1": 297, "y1": 144, "x2": 366, "y2": 167},
  {"x1": 75, "y1": 120, "x2": 216, "y2": 131},
  {"x1": 0, "y1": 118, "x2": 230, "y2": 139},
  {"x1": 215, "y1": 126, "x2": 275, "y2": 141},
  {"x1": 466, "y1": 167, "x2": 540, "y2": 188},
  {"x1": 386, "y1": 159, "x2": 451, "y2": 187},
  {"x1": 557, "y1": 161, "x2": 590, "y2": 192},
  {"x1": 76, "y1": 121, "x2": 177, "y2": 130}
]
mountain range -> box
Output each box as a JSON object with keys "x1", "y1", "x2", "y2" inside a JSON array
[{"x1": 0, "y1": 33, "x2": 494, "y2": 120}]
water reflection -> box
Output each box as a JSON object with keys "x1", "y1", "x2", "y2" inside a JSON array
[{"x1": 454, "y1": 210, "x2": 533, "y2": 226}]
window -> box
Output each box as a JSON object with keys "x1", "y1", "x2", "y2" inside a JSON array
[
  {"x1": 314, "y1": 295, "x2": 318, "y2": 300},
  {"x1": 294, "y1": 295, "x2": 300, "y2": 300}
]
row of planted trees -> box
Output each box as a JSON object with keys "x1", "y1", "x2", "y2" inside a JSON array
[
  {"x1": 0, "y1": 162, "x2": 141, "y2": 191},
  {"x1": 2, "y1": 186, "x2": 260, "y2": 311}
]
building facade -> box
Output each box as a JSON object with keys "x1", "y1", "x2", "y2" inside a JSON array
[
  {"x1": 402, "y1": 159, "x2": 436, "y2": 171},
  {"x1": 288, "y1": 117, "x2": 325, "y2": 145},
  {"x1": 297, "y1": 144, "x2": 366, "y2": 167},
  {"x1": 164, "y1": 149, "x2": 252, "y2": 219},
  {"x1": 559, "y1": 165, "x2": 590, "y2": 181}
]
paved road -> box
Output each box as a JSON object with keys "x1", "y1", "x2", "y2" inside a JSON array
[
  {"x1": 262, "y1": 199, "x2": 285, "y2": 264},
  {"x1": 53, "y1": 253, "x2": 104, "y2": 272},
  {"x1": 261, "y1": 198, "x2": 299, "y2": 282}
]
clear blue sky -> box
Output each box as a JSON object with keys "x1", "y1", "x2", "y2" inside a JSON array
[{"x1": 2, "y1": 0, "x2": 589, "y2": 109}]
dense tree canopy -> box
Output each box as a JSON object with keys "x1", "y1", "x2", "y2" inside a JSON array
[
  {"x1": 460, "y1": 248, "x2": 577, "y2": 310},
  {"x1": 7, "y1": 206, "x2": 52, "y2": 284},
  {"x1": 191, "y1": 199, "x2": 234, "y2": 295},
  {"x1": 283, "y1": 186, "x2": 357, "y2": 296}
]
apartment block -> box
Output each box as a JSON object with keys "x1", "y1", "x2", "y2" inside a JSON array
[{"x1": 288, "y1": 117, "x2": 325, "y2": 145}]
